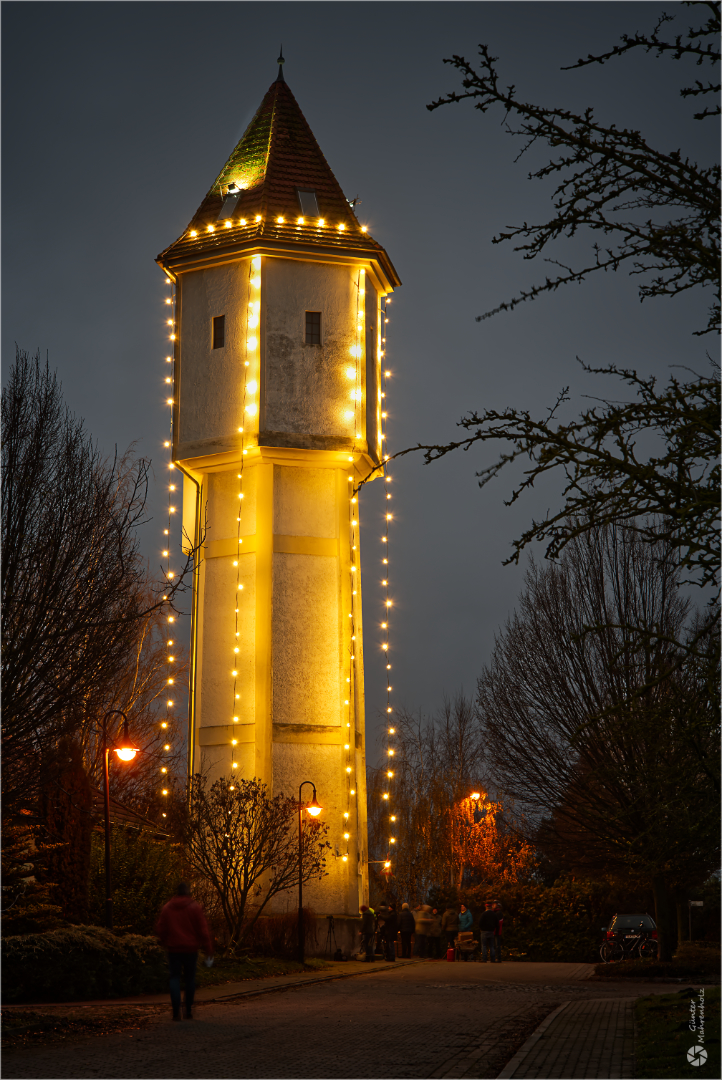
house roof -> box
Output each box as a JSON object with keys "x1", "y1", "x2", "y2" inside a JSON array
[{"x1": 157, "y1": 76, "x2": 400, "y2": 288}]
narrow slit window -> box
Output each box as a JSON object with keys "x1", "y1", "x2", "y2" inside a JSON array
[
  {"x1": 297, "y1": 189, "x2": 319, "y2": 218},
  {"x1": 305, "y1": 311, "x2": 321, "y2": 345},
  {"x1": 213, "y1": 315, "x2": 226, "y2": 350}
]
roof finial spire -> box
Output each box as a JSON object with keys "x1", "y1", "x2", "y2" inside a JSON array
[{"x1": 277, "y1": 46, "x2": 285, "y2": 82}]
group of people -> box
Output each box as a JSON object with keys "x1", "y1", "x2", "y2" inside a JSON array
[
  {"x1": 358, "y1": 901, "x2": 503, "y2": 963},
  {"x1": 153, "y1": 882, "x2": 507, "y2": 1023}
]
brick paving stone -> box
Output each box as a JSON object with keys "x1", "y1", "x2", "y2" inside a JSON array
[
  {"x1": 498, "y1": 997, "x2": 636, "y2": 1079},
  {"x1": 3, "y1": 966, "x2": 662, "y2": 1080}
]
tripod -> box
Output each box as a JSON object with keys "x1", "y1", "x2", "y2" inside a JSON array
[{"x1": 324, "y1": 915, "x2": 337, "y2": 957}]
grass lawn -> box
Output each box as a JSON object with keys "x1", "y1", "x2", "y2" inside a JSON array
[
  {"x1": 195, "y1": 954, "x2": 330, "y2": 989},
  {"x1": 635, "y1": 987, "x2": 720, "y2": 1079}
]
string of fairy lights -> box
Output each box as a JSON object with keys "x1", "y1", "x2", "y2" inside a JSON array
[
  {"x1": 160, "y1": 275, "x2": 178, "y2": 811},
  {"x1": 229, "y1": 255, "x2": 260, "y2": 770},
  {"x1": 378, "y1": 296, "x2": 396, "y2": 872},
  {"x1": 338, "y1": 268, "x2": 367, "y2": 867},
  {"x1": 348, "y1": 283, "x2": 397, "y2": 876}
]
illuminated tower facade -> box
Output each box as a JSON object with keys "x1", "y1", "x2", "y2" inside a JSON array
[{"x1": 157, "y1": 65, "x2": 400, "y2": 936}]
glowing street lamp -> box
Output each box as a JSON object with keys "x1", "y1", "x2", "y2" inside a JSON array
[
  {"x1": 298, "y1": 781, "x2": 322, "y2": 964},
  {"x1": 102, "y1": 710, "x2": 139, "y2": 929},
  {"x1": 469, "y1": 791, "x2": 488, "y2": 825}
]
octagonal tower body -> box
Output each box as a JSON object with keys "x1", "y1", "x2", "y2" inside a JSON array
[{"x1": 157, "y1": 72, "x2": 400, "y2": 938}]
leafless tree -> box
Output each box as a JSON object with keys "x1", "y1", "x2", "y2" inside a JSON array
[
  {"x1": 476, "y1": 524, "x2": 720, "y2": 959},
  {"x1": 184, "y1": 775, "x2": 329, "y2": 949},
  {"x1": 428, "y1": 2, "x2": 719, "y2": 333},
  {"x1": 369, "y1": 5, "x2": 720, "y2": 634},
  {"x1": 1, "y1": 349, "x2": 195, "y2": 820},
  {"x1": 80, "y1": 596, "x2": 187, "y2": 817},
  {"x1": 369, "y1": 693, "x2": 529, "y2": 900}
]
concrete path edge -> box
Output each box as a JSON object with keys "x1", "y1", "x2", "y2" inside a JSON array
[
  {"x1": 495, "y1": 1001, "x2": 571, "y2": 1079},
  {"x1": 200, "y1": 957, "x2": 427, "y2": 1004}
]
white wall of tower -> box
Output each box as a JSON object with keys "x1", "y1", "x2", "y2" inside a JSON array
[{"x1": 177, "y1": 252, "x2": 381, "y2": 919}]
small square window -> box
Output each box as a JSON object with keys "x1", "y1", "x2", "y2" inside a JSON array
[
  {"x1": 213, "y1": 315, "x2": 226, "y2": 349},
  {"x1": 305, "y1": 311, "x2": 321, "y2": 345},
  {"x1": 297, "y1": 189, "x2": 319, "y2": 217}
]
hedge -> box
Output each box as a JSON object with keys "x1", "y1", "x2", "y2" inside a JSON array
[
  {"x1": 447, "y1": 878, "x2": 656, "y2": 962},
  {"x1": 2, "y1": 926, "x2": 167, "y2": 1003},
  {"x1": 594, "y1": 942, "x2": 721, "y2": 981}
]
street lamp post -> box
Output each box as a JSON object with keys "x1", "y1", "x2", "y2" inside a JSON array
[
  {"x1": 297, "y1": 781, "x2": 322, "y2": 964},
  {"x1": 101, "y1": 710, "x2": 139, "y2": 930}
]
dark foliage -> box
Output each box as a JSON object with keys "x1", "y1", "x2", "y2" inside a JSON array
[
  {"x1": 1, "y1": 927, "x2": 166, "y2": 1004},
  {"x1": 41, "y1": 739, "x2": 94, "y2": 923},
  {"x1": 598, "y1": 940, "x2": 721, "y2": 980},
  {"x1": 0, "y1": 820, "x2": 64, "y2": 936},
  {"x1": 466, "y1": 878, "x2": 654, "y2": 963},
  {"x1": 87, "y1": 827, "x2": 182, "y2": 936}
]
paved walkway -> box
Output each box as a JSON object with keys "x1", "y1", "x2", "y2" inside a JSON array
[
  {"x1": 4, "y1": 962, "x2": 691, "y2": 1079},
  {"x1": 1, "y1": 958, "x2": 424, "y2": 1012},
  {"x1": 498, "y1": 997, "x2": 636, "y2": 1078}
]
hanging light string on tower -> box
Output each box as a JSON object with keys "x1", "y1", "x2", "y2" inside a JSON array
[
  {"x1": 340, "y1": 267, "x2": 366, "y2": 864},
  {"x1": 160, "y1": 275, "x2": 178, "y2": 807},
  {"x1": 349, "y1": 288, "x2": 396, "y2": 874},
  {"x1": 229, "y1": 255, "x2": 260, "y2": 772},
  {"x1": 380, "y1": 295, "x2": 395, "y2": 870}
]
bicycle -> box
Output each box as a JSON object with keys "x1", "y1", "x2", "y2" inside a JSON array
[{"x1": 599, "y1": 934, "x2": 658, "y2": 963}]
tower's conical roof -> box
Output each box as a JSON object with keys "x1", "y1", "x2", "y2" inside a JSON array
[{"x1": 158, "y1": 77, "x2": 400, "y2": 287}]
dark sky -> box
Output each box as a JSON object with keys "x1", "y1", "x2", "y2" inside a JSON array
[{"x1": 3, "y1": 2, "x2": 715, "y2": 760}]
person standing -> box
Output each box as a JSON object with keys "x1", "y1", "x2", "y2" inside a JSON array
[
  {"x1": 478, "y1": 905, "x2": 500, "y2": 963},
  {"x1": 399, "y1": 903, "x2": 415, "y2": 958},
  {"x1": 428, "y1": 908, "x2": 443, "y2": 959},
  {"x1": 414, "y1": 904, "x2": 433, "y2": 958},
  {"x1": 155, "y1": 881, "x2": 213, "y2": 1021},
  {"x1": 493, "y1": 902, "x2": 504, "y2": 963},
  {"x1": 382, "y1": 902, "x2": 398, "y2": 961},
  {"x1": 359, "y1": 905, "x2": 375, "y2": 961},
  {"x1": 375, "y1": 901, "x2": 390, "y2": 957},
  {"x1": 458, "y1": 903, "x2": 474, "y2": 962},
  {"x1": 459, "y1": 904, "x2": 473, "y2": 933},
  {"x1": 441, "y1": 905, "x2": 459, "y2": 952}
]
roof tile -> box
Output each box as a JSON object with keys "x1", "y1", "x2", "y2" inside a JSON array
[{"x1": 158, "y1": 78, "x2": 399, "y2": 285}]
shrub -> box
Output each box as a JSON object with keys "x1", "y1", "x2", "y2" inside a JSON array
[
  {"x1": 2, "y1": 926, "x2": 167, "y2": 1003},
  {"x1": 87, "y1": 827, "x2": 182, "y2": 935},
  {"x1": 594, "y1": 942, "x2": 721, "y2": 981},
  {"x1": 458, "y1": 878, "x2": 654, "y2": 962}
]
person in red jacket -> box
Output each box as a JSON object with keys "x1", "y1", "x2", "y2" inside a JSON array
[{"x1": 155, "y1": 882, "x2": 213, "y2": 1020}]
